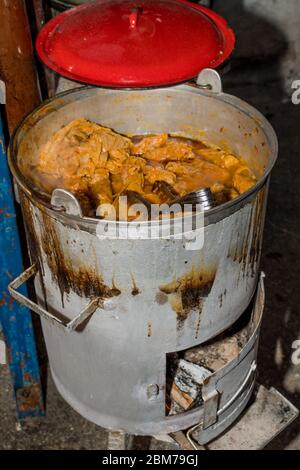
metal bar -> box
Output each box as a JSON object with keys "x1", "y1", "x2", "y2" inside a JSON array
[
  {"x1": 8, "y1": 263, "x2": 101, "y2": 332},
  {"x1": 169, "y1": 431, "x2": 204, "y2": 451},
  {"x1": 186, "y1": 424, "x2": 206, "y2": 450},
  {"x1": 26, "y1": 0, "x2": 57, "y2": 97},
  {"x1": 0, "y1": 108, "x2": 44, "y2": 419}
]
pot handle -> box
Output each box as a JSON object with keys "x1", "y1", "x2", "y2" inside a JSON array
[
  {"x1": 190, "y1": 68, "x2": 223, "y2": 94},
  {"x1": 8, "y1": 263, "x2": 100, "y2": 332}
]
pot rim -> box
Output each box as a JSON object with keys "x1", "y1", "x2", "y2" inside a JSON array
[{"x1": 8, "y1": 84, "x2": 278, "y2": 227}]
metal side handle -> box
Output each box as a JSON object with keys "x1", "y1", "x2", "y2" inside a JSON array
[
  {"x1": 8, "y1": 263, "x2": 101, "y2": 332},
  {"x1": 195, "y1": 68, "x2": 223, "y2": 94}
]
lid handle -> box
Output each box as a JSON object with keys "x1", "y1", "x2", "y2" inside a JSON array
[
  {"x1": 129, "y1": 8, "x2": 140, "y2": 30},
  {"x1": 196, "y1": 68, "x2": 223, "y2": 94}
]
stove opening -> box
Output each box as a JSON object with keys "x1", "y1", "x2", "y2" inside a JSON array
[{"x1": 165, "y1": 300, "x2": 254, "y2": 416}]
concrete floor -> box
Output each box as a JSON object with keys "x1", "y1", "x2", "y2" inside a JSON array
[{"x1": 1, "y1": 0, "x2": 300, "y2": 450}]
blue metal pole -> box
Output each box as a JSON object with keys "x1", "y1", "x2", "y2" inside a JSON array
[{"x1": 0, "y1": 112, "x2": 45, "y2": 419}]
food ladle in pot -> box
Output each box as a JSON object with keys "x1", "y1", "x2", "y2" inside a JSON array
[{"x1": 171, "y1": 188, "x2": 214, "y2": 211}]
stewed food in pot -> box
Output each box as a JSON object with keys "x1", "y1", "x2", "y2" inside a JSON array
[{"x1": 23, "y1": 118, "x2": 257, "y2": 218}]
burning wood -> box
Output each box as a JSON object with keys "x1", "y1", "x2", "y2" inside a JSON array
[
  {"x1": 167, "y1": 322, "x2": 250, "y2": 415},
  {"x1": 184, "y1": 336, "x2": 241, "y2": 371},
  {"x1": 169, "y1": 360, "x2": 211, "y2": 415}
]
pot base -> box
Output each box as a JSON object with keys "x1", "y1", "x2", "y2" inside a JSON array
[{"x1": 49, "y1": 275, "x2": 265, "y2": 439}]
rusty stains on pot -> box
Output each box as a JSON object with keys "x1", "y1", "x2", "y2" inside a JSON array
[
  {"x1": 248, "y1": 187, "x2": 267, "y2": 277},
  {"x1": 156, "y1": 291, "x2": 168, "y2": 305},
  {"x1": 20, "y1": 191, "x2": 48, "y2": 308},
  {"x1": 218, "y1": 288, "x2": 227, "y2": 309},
  {"x1": 19, "y1": 98, "x2": 67, "y2": 139},
  {"x1": 20, "y1": 192, "x2": 42, "y2": 266},
  {"x1": 111, "y1": 276, "x2": 121, "y2": 297},
  {"x1": 227, "y1": 187, "x2": 266, "y2": 280},
  {"x1": 131, "y1": 286, "x2": 140, "y2": 296},
  {"x1": 131, "y1": 274, "x2": 140, "y2": 296},
  {"x1": 194, "y1": 298, "x2": 204, "y2": 340},
  {"x1": 39, "y1": 212, "x2": 121, "y2": 305},
  {"x1": 159, "y1": 267, "x2": 217, "y2": 331}
]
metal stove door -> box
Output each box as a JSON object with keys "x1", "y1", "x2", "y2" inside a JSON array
[{"x1": 190, "y1": 273, "x2": 265, "y2": 446}]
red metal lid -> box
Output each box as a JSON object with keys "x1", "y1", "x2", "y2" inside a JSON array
[{"x1": 36, "y1": 0, "x2": 235, "y2": 88}]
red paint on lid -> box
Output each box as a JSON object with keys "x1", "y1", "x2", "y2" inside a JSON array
[{"x1": 36, "y1": 0, "x2": 235, "y2": 87}]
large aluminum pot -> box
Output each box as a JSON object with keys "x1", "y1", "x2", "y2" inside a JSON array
[{"x1": 8, "y1": 81, "x2": 277, "y2": 434}]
